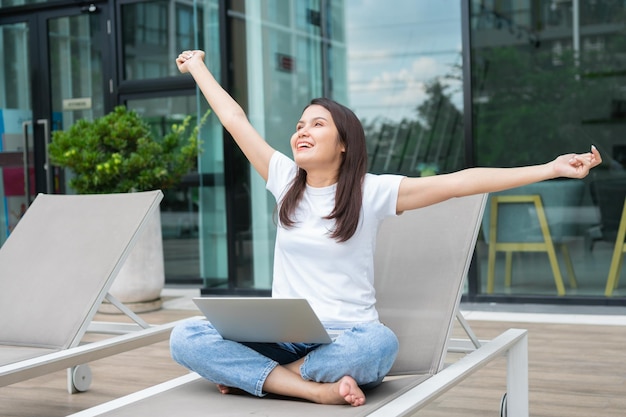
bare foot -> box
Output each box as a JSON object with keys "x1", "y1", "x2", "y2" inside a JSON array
[
  {"x1": 262, "y1": 365, "x2": 366, "y2": 406},
  {"x1": 324, "y1": 376, "x2": 366, "y2": 407},
  {"x1": 216, "y1": 384, "x2": 246, "y2": 395}
]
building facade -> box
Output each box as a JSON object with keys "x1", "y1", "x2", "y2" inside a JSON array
[{"x1": 0, "y1": 0, "x2": 624, "y2": 305}]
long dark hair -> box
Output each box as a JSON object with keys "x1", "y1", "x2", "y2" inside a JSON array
[{"x1": 278, "y1": 98, "x2": 368, "y2": 242}]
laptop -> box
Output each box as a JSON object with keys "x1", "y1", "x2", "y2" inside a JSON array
[{"x1": 192, "y1": 297, "x2": 335, "y2": 344}]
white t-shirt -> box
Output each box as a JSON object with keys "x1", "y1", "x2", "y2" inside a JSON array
[{"x1": 266, "y1": 151, "x2": 404, "y2": 327}]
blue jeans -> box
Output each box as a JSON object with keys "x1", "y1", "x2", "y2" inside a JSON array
[{"x1": 170, "y1": 319, "x2": 399, "y2": 397}]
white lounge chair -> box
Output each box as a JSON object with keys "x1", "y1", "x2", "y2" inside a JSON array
[
  {"x1": 0, "y1": 191, "x2": 194, "y2": 393},
  {"x1": 67, "y1": 193, "x2": 528, "y2": 417}
]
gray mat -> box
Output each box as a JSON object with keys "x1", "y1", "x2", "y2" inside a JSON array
[{"x1": 97, "y1": 374, "x2": 430, "y2": 417}]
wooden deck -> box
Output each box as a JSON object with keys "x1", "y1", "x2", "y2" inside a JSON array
[{"x1": 1, "y1": 298, "x2": 625, "y2": 417}]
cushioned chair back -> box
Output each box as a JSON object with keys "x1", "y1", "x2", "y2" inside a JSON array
[
  {"x1": 0, "y1": 191, "x2": 162, "y2": 350},
  {"x1": 375, "y1": 194, "x2": 486, "y2": 375}
]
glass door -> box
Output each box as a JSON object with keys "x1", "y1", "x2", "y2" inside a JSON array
[
  {"x1": 0, "y1": 19, "x2": 33, "y2": 243},
  {"x1": 0, "y1": 4, "x2": 109, "y2": 245}
]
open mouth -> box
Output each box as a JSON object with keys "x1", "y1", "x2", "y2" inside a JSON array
[{"x1": 297, "y1": 141, "x2": 313, "y2": 149}]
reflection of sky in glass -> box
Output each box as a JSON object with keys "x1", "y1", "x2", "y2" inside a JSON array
[{"x1": 344, "y1": 0, "x2": 462, "y2": 123}]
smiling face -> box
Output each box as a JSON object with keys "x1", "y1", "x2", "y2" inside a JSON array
[{"x1": 290, "y1": 104, "x2": 346, "y2": 184}]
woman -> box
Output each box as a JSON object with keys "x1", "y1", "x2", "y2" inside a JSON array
[{"x1": 170, "y1": 50, "x2": 601, "y2": 407}]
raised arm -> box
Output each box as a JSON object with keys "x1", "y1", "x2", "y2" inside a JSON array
[
  {"x1": 177, "y1": 50, "x2": 275, "y2": 181},
  {"x1": 396, "y1": 146, "x2": 602, "y2": 213}
]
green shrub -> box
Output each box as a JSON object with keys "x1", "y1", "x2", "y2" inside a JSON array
[{"x1": 49, "y1": 106, "x2": 209, "y2": 194}]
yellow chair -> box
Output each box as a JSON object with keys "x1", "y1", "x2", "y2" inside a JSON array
[
  {"x1": 605, "y1": 196, "x2": 626, "y2": 296},
  {"x1": 485, "y1": 191, "x2": 580, "y2": 296}
]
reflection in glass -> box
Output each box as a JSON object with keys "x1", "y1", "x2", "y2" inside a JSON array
[
  {"x1": 0, "y1": 22, "x2": 30, "y2": 109},
  {"x1": 214, "y1": 0, "x2": 465, "y2": 292},
  {"x1": 220, "y1": 0, "x2": 330, "y2": 291},
  {"x1": 49, "y1": 14, "x2": 104, "y2": 128},
  {"x1": 127, "y1": 96, "x2": 226, "y2": 287},
  {"x1": 471, "y1": 0, "x2": 626, "y2": 297},
  {"x1": 0, "y1": 0, "x2": 47, "y2": 7},
  {"x1": 342, "y1": 1, "x2": 464, "y2": 177},
  {"x1": 0, "y1": 22, "x2": 31, "y2": 246},
  {"x1": 122, "y1": 0, "x2": 203, "y2": 80}
]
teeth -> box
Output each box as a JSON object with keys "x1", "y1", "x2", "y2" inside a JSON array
[{"x1": 298, "y1": 142, "x2": 312, "y2": 148}]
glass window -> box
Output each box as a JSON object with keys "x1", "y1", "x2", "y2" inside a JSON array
[
  {"x1": 121, "y1": 0, "x2": 204, "y2": 80},
  {"x1": 470, "y1": 0, "x2": 626, "y2": 298},
  {"x1": 338, "y1": 0, "x2": 464, "y2": 177},
  {"x1": 49, "y1": 14, "x2": 105, "y2": 123},
  {"x1": 126, "y1": 96, "x2": 201, "y2": 283},
  {"x1": 0, "y1": 0, "x2": 48, "y2": 6},
  {"x1": 0, "y1": 21, "x2": 31, "y2": 246},
  {"x1": 0, "y1": 22, "x2": 30, "y2": 110},
  {"x1": 190, "y1": 0, "x2": 226, "y2": 290},
  {"x1": 217, "y1": 0, "x2": 465, "y2": 292},
  {"x1": 214, "y1": 0, "x2": 328, "y2": 292},
  {"x1": 127, "y1": 95, "x2": 227, "y2": 287},
  {"x1": 117, "y1": 0, "x2": 224, "y2": 289}
]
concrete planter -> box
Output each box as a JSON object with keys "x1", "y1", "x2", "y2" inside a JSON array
[{"x1": 99, "y1": 209, "x2": 165, "y2": 314}]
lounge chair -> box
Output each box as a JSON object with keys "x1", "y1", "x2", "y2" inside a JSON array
[
  {"x1": 0, "y1": 190, "x2": 194, "y2": 393},
  {"x1": 67, "y1": 193, "x2": 529, "y2": 417}
]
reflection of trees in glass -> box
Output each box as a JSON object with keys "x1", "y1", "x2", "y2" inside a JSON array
[
  {"x1": 578, "y1": 0, "x2": 626, "y2": 26},
  {"x1": 362, "y1": 15, "x2": 626, "y2": 176},
  {"x1": 473, "y1": 41, "x2": 623, "y2": 169},
  {"x1": 364, "y1": 79, "x2": 464, "y2": 176}
]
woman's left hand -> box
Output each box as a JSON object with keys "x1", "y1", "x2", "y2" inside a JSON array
[{"x1": 553, "y1": 145, "x2": 602, "y2": 179}]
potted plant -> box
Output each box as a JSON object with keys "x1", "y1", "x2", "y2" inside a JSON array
[{"x1": 48, "y1": 106, "x2": 209, "y2": 312}]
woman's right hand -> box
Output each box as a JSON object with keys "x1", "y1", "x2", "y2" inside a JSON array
[{"x1": 176, "y1": 50, "x2": 205, "y2": 73}]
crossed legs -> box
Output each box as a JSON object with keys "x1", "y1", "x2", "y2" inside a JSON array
[
  {"x1": 170, "y1": 320, "x2": 398, "y2": 407},
  {"x1": 219, "y1": 357, "x2": 366, "y2": 406}
]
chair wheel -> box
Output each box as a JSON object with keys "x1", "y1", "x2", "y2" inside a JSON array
[
  {"x1": 71, "y1": 364, "x2": 92, "y2": 392},
  {"x1": 500, "y1": 392, "x2": 507, "y2": 417}
]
